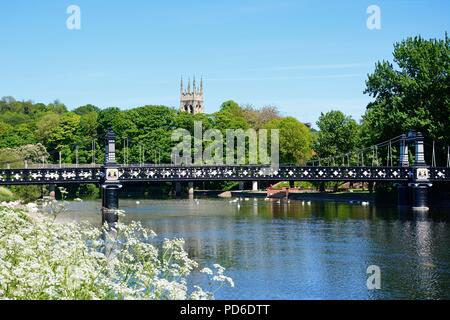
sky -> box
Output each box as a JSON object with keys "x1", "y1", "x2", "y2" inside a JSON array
[{"x1": 0, "y1": 0, "x2": 449, "y2": 126}]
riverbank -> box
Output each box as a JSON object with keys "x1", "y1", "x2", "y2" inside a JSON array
[{"x1": 227, "y1": 190, "x2": 375, "y2": 203}]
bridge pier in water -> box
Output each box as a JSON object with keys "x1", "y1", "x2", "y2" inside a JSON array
[
  {"x1": 411, "y1": 184, "x2": 429, "y2": 211},
  {"x1": 101, "y1": 128, "x2": 122, "y2": 229},
  {"x1": 397, "y1": 184, "x2": 411, "y2": 207},
  {"x1": 396, "y1": 131, "x2": 432, "y2": 211},
  {"x1": 411, "y1": 131, "x2": 432, "y2": 211},
  {"x1": 188, "y1": 182, "x2": 194, "y2": 199},
  {"x1": 101, "y1": 185, "x2": 120, "y2": 228},
  {"x1": 48, "y1": 184, "x2": 56, "y2": 200},
  {"x1": 175, "y1": 182, "x2": 182, "y2": 196}
]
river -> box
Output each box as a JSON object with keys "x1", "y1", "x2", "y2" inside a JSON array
[{"x1": 61, "y1": 198, "x2": 450, "y2": 300}]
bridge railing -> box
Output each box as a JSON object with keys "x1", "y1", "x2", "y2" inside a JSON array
[
  {"x1": 3, "y1": 162, "x2": 446, "y2": 170},
  {"x1": 25, "y1": 164, "x2": 102, "y2": 169}
]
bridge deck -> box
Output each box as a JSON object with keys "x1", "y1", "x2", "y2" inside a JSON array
[{"x1": 1, "y1": 166, "x2": 449, "y2": 185}]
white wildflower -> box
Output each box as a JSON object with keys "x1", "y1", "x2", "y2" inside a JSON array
[
  {"x1": 0, "y1": 204, "x2": 234, "y2": 300},
  {"x1": 200, "y1": 267, "x2": 213, "y2": 275}
]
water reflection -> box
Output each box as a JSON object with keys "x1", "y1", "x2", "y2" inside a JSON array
[{"x1": 61, "y1": 198, "x2": 450, "y2": 300}]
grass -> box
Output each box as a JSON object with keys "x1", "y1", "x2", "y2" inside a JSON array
[{"x1": 0, "y1": 187, "x2": 15, "y2": 202}]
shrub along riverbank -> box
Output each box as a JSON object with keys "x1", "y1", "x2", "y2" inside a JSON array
[{"x1": 0, "y1": 202, "x2": 233, "y2": 300}]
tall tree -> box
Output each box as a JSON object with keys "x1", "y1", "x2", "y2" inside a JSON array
[
  {"x1": 362, "y1": 34, "x2": 450, "y2": 146},
  {"x1": 213, "y1": 101, "x2": 249, "y2": 132},
  {"x1": 314, "y1": 110, "x2": 360, "y2": 161},
  {"x1": 264, "y1": 117, "x2": 312, "y2": 165},
  {"x1": 46, "y1": 113, "x2": 81, "y2": 162}
]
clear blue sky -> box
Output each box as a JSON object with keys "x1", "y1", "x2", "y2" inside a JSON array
[{"x1": 1, "y1": 0, "x2": 449, "y2": 126}]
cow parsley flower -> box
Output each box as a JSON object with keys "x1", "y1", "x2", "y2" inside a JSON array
[{"x1": 0, "y1": 202, "x2": 234, "y2": 300}]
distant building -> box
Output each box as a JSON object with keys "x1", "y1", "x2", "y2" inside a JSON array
[{"x1": 180, "y1": 76, "x2": 204, "y2": 114}]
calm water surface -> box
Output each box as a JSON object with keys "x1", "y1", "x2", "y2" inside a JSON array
[{"x1": 62, "y1": 198, "x2": 450, "y2": 300}]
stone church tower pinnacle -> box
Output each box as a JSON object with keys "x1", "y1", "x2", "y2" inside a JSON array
[{"x1": 180, "y1": 76, "x2": 204, "y2": 114}]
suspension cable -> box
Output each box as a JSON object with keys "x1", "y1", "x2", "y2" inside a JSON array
[
  {"x1": 390, "y1": 141, "x2": 393, "y2": 167},
  {"x1": 386, "y1": 142, "x2": 390, "y2": 167},
  {"x1": 448, "y1": 147, "x2": 450, "y2": 168},
  {"x1": 432, "y1": 141, "x2": 436, "y2": 167}
]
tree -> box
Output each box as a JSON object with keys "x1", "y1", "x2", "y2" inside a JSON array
[
  {"x1": 97, "y1": 107, "x2": 122, "y2": 139},
  {"x1": 45, "y1": 100, "x2": 68, "y2": 114},
  {"x1": 241, "y1": 104, "x2": 281, "y2": 129},
  {"x1": 35, "y1": 113, "x2": 61, "y2": 144},
  {"x1": 0, "y1": 124, "x2": 36, "y2": 149},
  {"x1": 213, "y1": 101, "x2": 250, "y2": 132},
  {"x1": 362, "y1": 34, "x2": 450, "y2": 146},
  {"x1": 264, "y1": 117, "x2": 312, "y2": 165},
  {"x1": 0, "y1": 144, "x2": 50, "y2": 168},
  {"x1": 0, "y1": 121, "x2": 10, "y2": 136},
  {"x1": 105, "y1": 106, "x2": 179, "y2": 164},
  {"x1": 46, "y1": 113, "x2": 81, "y2": 162},
  {"x1": 73, "y1": 104, "x2": 101, "y2": 116},
  {"x1": 314, "y1": 111, "x2": 360, "y2": 161},
  {"x1": 79, "y1": 112, "x2": 99, "y2": 139}
]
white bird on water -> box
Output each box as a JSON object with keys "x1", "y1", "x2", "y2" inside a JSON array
[{"x1": 136, "y1": 201, "x2": 140, "y2": 205}]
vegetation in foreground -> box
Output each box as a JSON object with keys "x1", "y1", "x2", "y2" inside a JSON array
[{"x1": 0, "y1": 200, "x2": 234, "y2": 300}]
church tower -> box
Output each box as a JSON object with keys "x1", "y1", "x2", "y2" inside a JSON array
[{"x1": 180, "y1": 76, "x2": 204, "y2": 114}]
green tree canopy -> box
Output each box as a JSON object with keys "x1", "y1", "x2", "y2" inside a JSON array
[
  {"x1": 73, "y1": 104, "x2": 101, "y2": 116},
  {"x1": 264, "y1": 117, "x2": 312, "y2": 165},
  {"x1": 47, "y1": 113, "x2": 81, "y2": 156},
  {"x1": 314, "y1": 110, "x2": 360, "y2": 159},
  {"x1": 213, "y1": 100, "x2": 250, "y2": 132},
  {"x1": 362, "y1": 34, "x2": 450, "y2": 145}
]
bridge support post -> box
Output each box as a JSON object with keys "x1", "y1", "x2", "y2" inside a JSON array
[
  {"x1": 408, "y1": 132, "x2": 432, "y2": 211},
  {"x1": 188, "y1": 182, "x2": 194, "y2": 196},
  {"x1": 175, "y1": 182, "x2": 181, "y2": 196},
  {"x1": 48, "y1": 184, "x2": 56, "y2": 200},
  {"x1": 399, "y1": 134, "x2": 409, "y2": 167},
  {"x1": 411, "y1": 184, "x2": 430, "y2": 211},
  {"x1": 252, "y1": 181, "x2": 258, "y2": 191},
  {"x1": 101, "y1": 185, "x2": 121, "y2": 228},
  {"x1": 101, "y1": 128, "x2": 122, "y2": 229},
  {"x1": 239, "y1": 181, "x2": 245, "y2": 190}
]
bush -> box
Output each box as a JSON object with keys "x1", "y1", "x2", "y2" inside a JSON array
[
  {"x1": 0, "y1": 187, "x2": 15, "y2": 202},
  {"x1": 9, "y1": 185, "x2": 42, "y2": 202},
  {"x1": 0, "y1": 204, "x2": 234, "y2": 300},
  {"x1": 76, "y1": 184, "x2": 100, "y2": 199}
]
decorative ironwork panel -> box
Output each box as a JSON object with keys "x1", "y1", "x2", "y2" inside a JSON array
[
  {"x1": 429, "y1": 167, "x2": 450, "y2": 181},
  {"x1": 0, "y1": 168, "x2": 102, "y2": 185},
  {"x1": 117, "y1": 166, "x2": 413, "y2": 182},
  {"x1": 2, "y1": 165, "x2": 449, "y2": 186}
]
